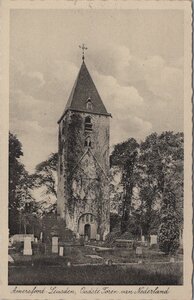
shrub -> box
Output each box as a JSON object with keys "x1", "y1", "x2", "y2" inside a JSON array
[
  {"x1": 104, "y1": 230, "x2": 121, "y2": 246},
  {"x1": 14, "y1": 241, "x2": 24, "y2": 253}
]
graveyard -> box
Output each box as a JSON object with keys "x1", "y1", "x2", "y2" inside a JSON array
[
  {"x1": 8, "y1": 45, "x2": 184, "y2": 286},
  {"x1": 8, "y1": 233, "x2": 183, "y2": 285}
]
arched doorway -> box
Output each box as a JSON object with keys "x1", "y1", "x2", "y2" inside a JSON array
[
  {"x1": 84, "y1": 224, "x2": 91, "y2": 239},
  {"x1": 78, "y1": 213, "x2": 97, "y2": 239}
]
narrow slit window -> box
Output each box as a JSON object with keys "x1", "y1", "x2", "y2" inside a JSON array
[
  {"x1": 86, "y1": 214, "x2": 89, "y2": 222},
  {"x1": 85, "y1": 136, "x2": 91, "y2": 148}
]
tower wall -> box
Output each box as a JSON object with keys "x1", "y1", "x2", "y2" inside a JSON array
[{"x1": 57, "y1": 110, "x2": 110, "y2": 239}]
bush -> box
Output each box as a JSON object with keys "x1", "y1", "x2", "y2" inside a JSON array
[
  {"x1": 14, "y1": 241, "x2": 24, "y2": 253},
  {"x1": 104, "y1": 230, "x2": 121, "y2": 246}
]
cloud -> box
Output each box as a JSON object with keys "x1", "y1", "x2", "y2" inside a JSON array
[
  {"x1": 110, "y1": 115, "x2": 152, "y2": 146},
  {"x1": 141, "y1": 56, "x2": 183, "y2": 101},
  {"x1": 92, "y1": 70, "x2": 152, "y2": 145},
  {"x1": 10, "y1": 59, "x2": 46, "y2": 94},
  {"x1": 10, "y1": 118, "x2": 57, "y2": 172},
  {"x1": 10, "y1": 43, "x2": 183, "y2": 172}
]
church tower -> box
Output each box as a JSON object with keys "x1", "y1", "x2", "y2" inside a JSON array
[{"x1": 57, "y1": 48, "x2": 111, "y2": 240}]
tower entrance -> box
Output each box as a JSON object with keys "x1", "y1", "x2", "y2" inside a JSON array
[
  {"x1": 78, "y1": 213, "x2": 97, "y2": 240},
  {"x1": 84, "y1": 224, "x2": 91, "y2": 239}
]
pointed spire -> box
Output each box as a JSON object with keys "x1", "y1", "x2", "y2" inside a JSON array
[{"x1": 58, "y1": 60, "x2": 111, "y2": 123}]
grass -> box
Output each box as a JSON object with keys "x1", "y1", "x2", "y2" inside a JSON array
[
  {"x1": 9, "y1": 244, "x2": 183, "y2": 285},
  {"x1": 8, "y1": 263, "x2": 183, "y2": 285},
  {"x1": 9, "y1": 245, "x2": 183, "y2": 265}
]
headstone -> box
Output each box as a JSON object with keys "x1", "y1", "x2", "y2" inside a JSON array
[
  {"x1": 150, "y1": 235, "x2": 157, "y2": 245},
  {"x1": 141, "y1": 235, "x2": 145, "y2": 242},
  {"x1": 59, "y1": 246, "x2": 64, "y2": 256},
  {"x1": 40, "y1": 232, "x2": 43, "y2": 242},
  {"x1": 85, "y1": 235, "x2": 88, "y2": 242},
  {"x1": 23, "y1": 237, "x2": 32, "y2": 255},
  {"x1": 136, "y1": 246, "x2": 143, "y2": 256},
  {"x1": 35, "y1": 237, "x2": 38, "y2": 243},
  {"x1": 76, "y1": 233, "x2": 80, "y2": 239},
  {"x1": 96, "y1": 234, "x2": 100, "y2": 241},
  {"x1": 170, "y1": 257, "x2": 175, "y2": 262},
  {"x1": 52, "y1": 236, "x2": 58, "y2": 253}
]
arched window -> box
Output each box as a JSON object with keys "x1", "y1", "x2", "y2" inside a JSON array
[
  {"x1": 84, "y1": 116, "x2": 93, "y2": 132},
  {"x1": 86, "y1": 98, "x2": 93, "y2": 110}
]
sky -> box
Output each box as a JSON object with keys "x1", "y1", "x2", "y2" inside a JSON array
[{"x1": 10, "y1": 9, "x2": 184, "y2": 173}]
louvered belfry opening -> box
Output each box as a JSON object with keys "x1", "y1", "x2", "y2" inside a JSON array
[{"x1": 84, "y1": 116, "x2": 93, "y2": 132}]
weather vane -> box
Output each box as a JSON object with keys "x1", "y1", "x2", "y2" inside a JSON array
[{"x1": 79, "y1": 43, "x2": 88, "y2": 61}]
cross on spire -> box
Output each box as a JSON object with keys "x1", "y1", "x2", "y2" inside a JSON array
[{"x1": 79, "y1": 43, "x2": 88, "y2": 61}]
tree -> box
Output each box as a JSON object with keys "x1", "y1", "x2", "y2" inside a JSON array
[
  {"x1": 138, "y1": 131, "x2": 183, "y2": 252},
  {"x1": 110, "y1": 138, "x2": 139, "y2": 233},
  {"x1": 9, "y1": 132, "x2": 35, "y2": 235},
  {"x1": 158, "y1": 198, "x2": 180, "y2": 255},
  {"x1": 33, "y1": 153, "x2": 58, "y2": 198}
]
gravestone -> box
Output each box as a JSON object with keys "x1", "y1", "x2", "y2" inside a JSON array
[
  {"x1": 52, "y1": 237, "x2": 58, "y2": 253},
  {"x1": 40, "y1": 232, "x2": 43, "y2": 242},
  {"x1": 96, "y1": 234, "x2": 100, "y2": 241},
  {"x1": 59, "y1": 246, "x2": 64, "y2": 256},
  {"x1": 150, "y1": 235, "x2": 157, "y2": 245},
  {"x1": 141, "y1": 235, "x2": 145, "y2": 242},
  {"x1": 23, "y1": 237, "x2": 32, "y2": 255},
  {"x1": 136, "y1": 246, "x2": 143, "y2": 256}
]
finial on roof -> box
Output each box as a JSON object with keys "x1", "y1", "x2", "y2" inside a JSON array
[{"x1": 79, "y1": 43, "x2": 88, "y2": 61}]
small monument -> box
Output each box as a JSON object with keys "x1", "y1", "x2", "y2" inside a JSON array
[
  {"x1": 96, "y1": 234, "x2": 100, "y2": 241},
  {"x1": 59, "y1": 246, "x2": 64, "y2": 256},
  {"x1": 23, "y1": 237, "x2": 32, "y2": 255},
  {"x1": 136, "y1": 246, "x2": 143, "y2": 256},
  {"x1": 52, "y1": 236, "x2": 58, "y2": 253},
  {"x1": 150, "y1": 235, "x2": 157, "y2": 245}
]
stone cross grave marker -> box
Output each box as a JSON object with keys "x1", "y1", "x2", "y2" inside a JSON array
[
  {"x1": 23, "y1": 237, "x2": 32, "y2": 255},
  {"x1": 52, "y1": 236, "x2": 58, "y2": 254}
]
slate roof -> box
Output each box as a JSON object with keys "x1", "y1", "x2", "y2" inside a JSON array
[{"x1": 58, "y1": 61, "x2": 111, "y2": 123}]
